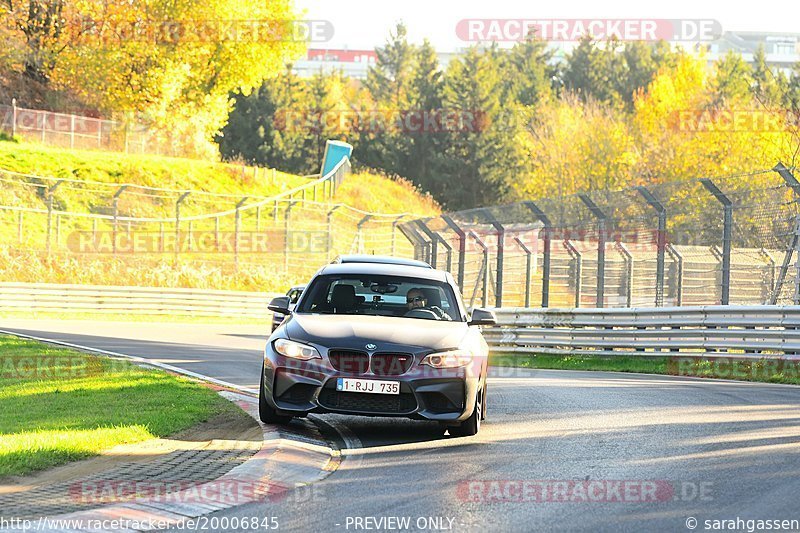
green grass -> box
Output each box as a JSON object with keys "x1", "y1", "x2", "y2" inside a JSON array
[
  {"x1": 0, "y1": 140, "x2": 439, "y2": 220},
  {"x1": 0, "y1": 335, "x2": 236, "y2": 478},
  {"x1": 490, "y1": 352, "x2": 800, "y2": 386}
]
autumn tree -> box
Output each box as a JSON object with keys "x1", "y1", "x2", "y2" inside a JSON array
[{"x1": 1, "y1": 0, "x2": 304, "y2": 157}]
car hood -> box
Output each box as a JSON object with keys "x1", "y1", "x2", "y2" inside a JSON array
[{"x1": 285, "y1": 313, "x2": 469, "y2": 352}]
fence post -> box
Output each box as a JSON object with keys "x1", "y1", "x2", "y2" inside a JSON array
[
  {"x1": 357, "y1": 215, "x2": 372, "y2": 254},
  {"x1": 70, "y1": 114, "x2": 75, "y2": 149},
  {"x1": 397, "y1": 223, "x2": 426, "y2": 262},
  {"x1": 55, "y1": 214, "x2": 61, "y2": 248},
  {"x1": 409, "y1": 225, "x2": 432, "y2": 264},
  {"x1": 112, "y1": 185, "x2": 128, "y2": 255},
  {"x1": 514, "y1": 236, "x2": 533, "y2": 307},
  {"x1": 234, "y1": 197, "x2": 248, "y2": 269},
  {"x1": 636, "y1": 186, "x2": 667, "y2": 307},
  {"x1": 391, "y1": 216, "x2": 405, "y2": 256},
  {"x1": 439, "y1": 234, "x2": 453, "y2": 272},
  {"x1": 256, "y1": 205, "x2": 261, "y2": 231},
  {"x1": 760, "y1": 248, "x2": 776, "y2": 304},
  {"x1": 563, "y1": 239, "x2": 582, "y2": 308},
  {"x1": 771, "y1": 163, "x2": 800, "y2": 303},
  {"x1": 284, "y1": 200, "x2": 297, "y2": 272},
  {"x1": 468, "y1": 231, "x2": 490, "y2": 308},
  {"x1": 523, "y1": 201, "x2": 552, "y2": 308},
  {"x1": 174, "y1": 191, "x2": 191, "y2": 263},
  {"x1": 45, "y1": 180, "x2": 63, "y2": 257},
  {"x1": 480, "y1": 209, "x2": 505, "y2": 307},
  {"x1": 700, "y1": 178, "x2": 733, "y2": 305},
  {"x1": 123, "y1": 119, "x2": 130, "y2": 153},
  {"x1": 665, "y1": 243, "x2": 683, "y2": 306},
  {"x1": 11, "y1": 98, "x2": 17, "y2": 138},
  {"x1": 792, "y1": 218, "x2": 800, "y2": 305},
  {"x1": 441, "y1": 215, "x2": 467, "y2": 291},
  {"x1": 17, "y1": 211, "x2": 23, "y2": 244},
  {"x1": 615, "y1": 241, "x2": 634, "y2": 307},
  {"x1": 577, "y1": 194, "x2": 607, "y2": 308},
  {"x1": 418, "y1": 219, "x2": 453, "y2": 271},
  {"x1": 414, "y1": 219, "x2": 439, "y2": 268},
  {"x1": 326, "y1": 205, "x2": 341, "y2": 261}
]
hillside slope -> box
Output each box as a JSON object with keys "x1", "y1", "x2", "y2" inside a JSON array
[{"x1": 0, "y1": 141, "x2": 439, "y2": 294}]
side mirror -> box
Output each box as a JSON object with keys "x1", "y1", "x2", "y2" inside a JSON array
[
  {"x1": 468, "y1": 308, "x2": 496, "y2": 326},
  {"x1": 268, "y1": 296, "x2": 291, "y2": 315}
]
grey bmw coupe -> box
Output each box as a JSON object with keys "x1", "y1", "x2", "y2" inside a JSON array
[{"x1": 261, "y1": 257, "x2": 496, "y2": 436}]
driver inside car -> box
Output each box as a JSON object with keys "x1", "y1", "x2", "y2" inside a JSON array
[{"x1": 404, "y1": 288, "x2": 451, "y2": 320}]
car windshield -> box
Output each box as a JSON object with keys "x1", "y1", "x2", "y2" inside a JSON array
[{"x1": 296, "y1": 275, "x2": 463, "y2": 321}]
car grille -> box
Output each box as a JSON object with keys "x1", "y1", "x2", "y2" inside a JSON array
[
  {"x1": 318, "y1": 389, "x2": 417, "y2": 414},
  {"x1": 370, "y1": 353, "x2": 414, "y2": 376},
  {"x1": 328, "y1": 350, "x2": 369, "y2": 374}
]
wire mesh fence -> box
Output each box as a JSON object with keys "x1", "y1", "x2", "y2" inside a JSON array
[
  {"x1": 0, "y1": 100, "x2": 185, "y2": 157},
  {"x1": 0, "y1": 157, "x2": 424, "y2": 290},
  {"x1": 400, "y1": 163, "x2": 800, "y2": 309}
]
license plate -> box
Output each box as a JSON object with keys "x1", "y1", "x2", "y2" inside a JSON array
[{"x1": 336, "y1": 378, "x2": 400, "y2": 395}]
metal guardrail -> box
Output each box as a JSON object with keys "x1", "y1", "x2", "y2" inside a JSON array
[
  {"x1": 0, "y1": 283, "x2": 278, "y2": 319},
  {"x1": 484, "y1": 305, "x2": 800, "y2": 357},
  {"x1": 5, "y1": 284, "x2": 798, "y2": 358}
]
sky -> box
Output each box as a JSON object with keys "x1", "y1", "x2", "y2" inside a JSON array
[{"x1": 294, "y1": 0, "x2": 800, "y2": 51}]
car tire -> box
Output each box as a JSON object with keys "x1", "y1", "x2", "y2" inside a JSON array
[
  {"x1": 259, "y1": 366, "x2": 293, "y2": 425},
  {"x1": 450, "y1": 386, "x2": 482, "y2": 437}
]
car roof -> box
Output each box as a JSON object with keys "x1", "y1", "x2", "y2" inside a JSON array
[
  {"x1": 331, "y1": 254, "x2": 433, "y2": 269},
  {"x1": 289, "y1": 285, "x2": 306, "y2": 291},
  {"x1": 317, "y1": 262, "x2": 449, "y2": 282}
]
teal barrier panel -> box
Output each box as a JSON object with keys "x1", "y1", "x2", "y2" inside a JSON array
[{"x1": 320, "y1": 140, "x2": 353, "y2": 176}]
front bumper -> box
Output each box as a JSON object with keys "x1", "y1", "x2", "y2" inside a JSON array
[{"x1": 262, "y1": 343, "x2": 484, "y2": 423}]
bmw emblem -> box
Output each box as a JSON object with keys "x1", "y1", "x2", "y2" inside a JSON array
[{"x1": 365, "y1": 343, "x2": 377, "y2": 351}]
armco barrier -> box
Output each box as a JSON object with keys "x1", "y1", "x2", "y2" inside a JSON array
[
  {"x1": 484, "y1": 305, "x2": 800, "y2": 357},
  {"x1": 0, "y1": 283, "x2": 278, "y2": 319},
  {"x1": 3, "y1": 283, "x2": 799, "y2": 357}
]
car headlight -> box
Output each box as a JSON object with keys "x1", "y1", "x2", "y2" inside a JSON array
[
  {"x1": 273, "y1": 339, "x2": 321, "y2": 360},
  {"x1": 420, "y1": 350, "x2": 473, "y2": 368}
]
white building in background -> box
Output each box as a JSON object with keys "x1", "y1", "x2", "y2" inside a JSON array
[
  {"x1": 701, "y1": 32, "x2": 800, "y2": 75},
  {"x1": 292, "y1": 48, "x2": 461, "y2": 80},
  {"x1": 293, "y1": 32, "x2": 800, "y2": 81}
]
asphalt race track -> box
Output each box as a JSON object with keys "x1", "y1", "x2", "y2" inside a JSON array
[{"x1": 3, "y1": 319, "x2": 800, "y2": 532}]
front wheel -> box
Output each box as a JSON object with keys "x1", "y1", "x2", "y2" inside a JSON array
[
  {"x1": 450, "y1": 385, "x2": 482, "y2": 437},
  {"x1": 259, "y1": 366, "x2": 293, "y2": 425}
]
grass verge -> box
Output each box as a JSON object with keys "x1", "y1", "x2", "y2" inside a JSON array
[
  {"x1": 0, "y1": 334, "x2": 237, "y2": 478},
  {"x1": 490, "y1": 352, "x2": 800, "y2": 386}
]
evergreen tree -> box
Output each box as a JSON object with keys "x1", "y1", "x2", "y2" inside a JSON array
[
  {"x1": 361, "y1": 23, "x2": 417, "y2": 172},
  {"x1": 407, "y1": 39, "x2": 444, "y2": 194},
  {"x1": 615, "y1": 41, "x2": 659, "y2": 107},
  {"x1": 506, "y1": 36, "x2": 554, "y2": 106},
  {"x1": 751, "y1": 45, "x2": 783, "y2": 106},
  {"x1": 709, "y1": 51, "x2": 753, "y2": 105},
  {"x1": 562, "y1": 36, "x2": 616, "y2": 104},
  {"x1": 439, "y1": 47, "x2": 523, "y2": 208}
]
